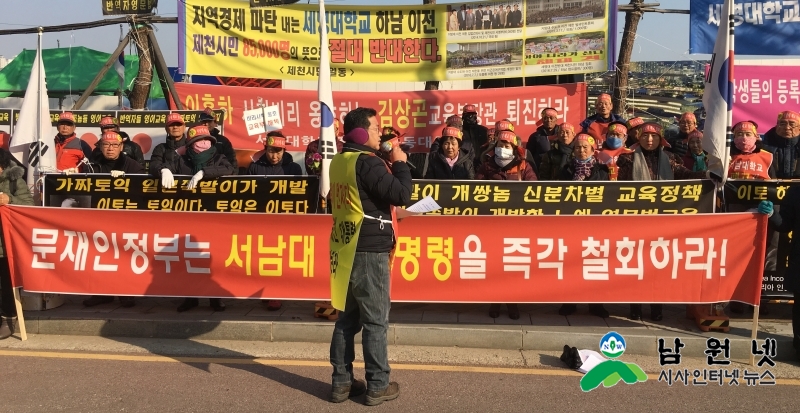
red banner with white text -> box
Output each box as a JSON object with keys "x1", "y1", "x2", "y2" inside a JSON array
[
  {"x1": 1, "y1": 206, "x2": 765, "y2": 304},
  {"x1": 175, "y1": 82, "x2": 587, "y2": 153}
]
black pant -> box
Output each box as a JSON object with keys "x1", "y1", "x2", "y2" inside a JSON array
[
  {"x1": 0, "y1": 257, "x2": 15, "y2": 317},
  {"x1": 630, "y1": 304, "x2": 662, "y2": 315}
]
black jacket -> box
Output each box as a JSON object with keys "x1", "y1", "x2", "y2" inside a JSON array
[
  {"x1": 149, "y1": 136, "x2": 187, "y2": 175},
  {"x1": 559, "y1": 162, "x2": 610, "y2": 181},
  {"x1": 666, "y1": 130, "x2": 692, "y2": 158},
  {"x1": 341, "y1": 142, "x2": 412, "y2": 253},
  {"x1": 462, "y1": 123, "x2": 489, "y2": 155},
  {"x1": 246, "y1": 151, "x2": 303, "y2": 176},
  {"x1": 762, "y1": 127, "x2": 800, "y2": 179},
  {"x1": 539, "y1": 141, "x2": 574, "y2": 180},
  {"x1": 424, "y1": 147, "x2": 475, "y2": 180},
  {"x1": 89, "y1": 153, "x2": 145, "y2": 174},
  {"x1": 176, "y1": 147, "x2": 235, "y2": 178},
  {"x1": 770, "y1": 185, "x2": 800, "y2": 293},
  {"x1": 91, "y1": 131, "x2": 145, "y2": 168},
  {"x1": 526, "y1": 125, "x2": 557, "y2": 169},
  {"x1": 211, "y1": 128, "x2": 238, "y2": 174}
]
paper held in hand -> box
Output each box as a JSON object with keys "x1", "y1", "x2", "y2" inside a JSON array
[
  {"x1": 396, "y1": 196, "x2": 441, "y2": 219},
  {"x1": 243, "y1": 105, "x2": 283, "y2": 136}
]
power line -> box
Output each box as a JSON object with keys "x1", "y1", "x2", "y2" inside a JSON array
[{"x1": 0, "y1": 15, "x2": 177, "y2": 36}]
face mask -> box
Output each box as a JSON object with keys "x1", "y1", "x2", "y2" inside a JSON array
[
  {"x1": 576, "y1": 156, "x2": 594, "y2": 164},
  {"x1": 605, "y1": 136, "x2": 623, "y2": 149},
  {"x1": 734, "y1": 136, "x2": 757, "y2": 153},
  {"x1": 495, "y1": 146, "x2": 514, "y2": 167},
  {"x1": 192, "y1": 139, "x2": 212, "y2": 153}
]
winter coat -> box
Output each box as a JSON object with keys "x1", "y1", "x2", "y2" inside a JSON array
[
  {"x1": 558, "y1": 162, "x2": 610, "y2": 181},
  {"x1": 0, "y1": 165, "x2": 34, "y2": 258},
  {"x1": 526, "y1": 125, "x2": 558, "y2": 169},
  {"x1": 55, "y1": 134, "x2": 92, "y2": 171},
  {"x1": 148, "y1": 136, "x2": 187, "y2": 175},
  {"x1": 89, "y1": 153, "x2": 146, "y2": 174},
  {"x1": 680, "y1": 151, "x2": 709, "y2": 172},
  {"x1": 666, "y1": 130, "x2": 694, "y2": 158},
  {"x1": 246, "y1": 151, "x2": 303, "y2": 176},
  {"x1": 770, "y1": 185, "x2": 800, "y2": 293},
  {"x1": 339, "y1": 142, "x2": 412, "y2": 253},
  {"x1": 538, "y1": 141, "x2": 574, "y2": 180},
  {"x1": 211, "y1": 128, "x2": 238, "y2": 174},
  {"x1": 761, "y1": 127, "x2": 800, "y2": 179},
  {"x1": 462, "y1": 123, "x2": 489, "y2": 156},
  {"x1": 579, "y1": 113, "x2": 626, "y2": 138},
  {"x1": 176, "y1": 147, "x2": 235, "y2": 178},
  {"x1": 616, "y1": 146, "x2": 707, "y2": 181},
  {"x1": 475, "y1": 149, "x2": 537, "y2": 181},
  {"x1": 424, "y1": 147, "x2": 475, "y2": 180}
]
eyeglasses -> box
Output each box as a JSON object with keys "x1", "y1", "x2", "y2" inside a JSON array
[{"x1": 101, "y1": 143, "x2": 122, "y2": 148}]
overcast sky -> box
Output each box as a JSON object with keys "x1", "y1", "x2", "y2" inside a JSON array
[{"x1": 0, "y1": 0, "x2": 703, "y2": 68}]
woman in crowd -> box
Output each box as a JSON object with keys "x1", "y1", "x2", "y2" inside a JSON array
[
  {"x1": 425, "y1": 126, "x2": 474, "y2": 180},
  {"x1": 681, "y1": 130, "x2": 708, "y2": 172},
  {"x1": 556, "y1": 134, "x2": 611, "y2": 319},
  {"x1": 175, "y1": 125, "x2": 236, "y2": 313},
  {"x1": 476, "y1": 130, "x2": 536, "y2": 319},
  {"x1": 539, "y1": 122, "x2": 576, "y2": 180},
  {"x1": 0, "y1": 149, "x2": 34, "y2": 339}
]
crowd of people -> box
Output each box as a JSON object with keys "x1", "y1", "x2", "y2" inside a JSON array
[
  {"x1": 525, "y1": 3, "x2": 605, "y2": 25},
  {"x1": 0, "y1": 96, "x2": 799, "y2": 401},
  {"x1": 447, "y1": 50, "x2": 515, "y2": 69},
  {"x1": 448, "y1": 3, "x2": 523, "y2": 31}
]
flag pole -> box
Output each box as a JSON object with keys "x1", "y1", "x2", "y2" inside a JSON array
[
  {"x1": 723, "y1": 4, "x2": 735, "y2": 187},
  {"x1": 36, "y1": 28, "x2": 43, "y2": 181}
]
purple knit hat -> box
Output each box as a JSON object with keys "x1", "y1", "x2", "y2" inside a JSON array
[{"x1": 344, "y1": 128, "x2": 370, "y2": 145}]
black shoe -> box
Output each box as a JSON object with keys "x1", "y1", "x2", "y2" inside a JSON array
[
  {"x1": 177, "y1": 298, "x2": 199, "y2": 312},
  {"x1": 488, "y1": 304, "x2": 501, "y2": 318},
  {"x1": 83, "y1": 295, "x2": 114, "y2": 307},
  {"x1": 330, "y1": 379, "x2": 366, "y2": 403},
  {"x1": 365, "y1": 382, "x2": 399, "y2": 406},
  {"x1": 0, "y1": 316, "x2": 15, "y2": 340},
  {"x1": 629, "y1": 304, "x2": 642, "y2": 320},
  {"x1": 119, "y1": 297, "x2": 135, "y2": 308},
  {"x1": 507, "y1": 304, "x2": 520, "y2": 320},
  {"x1": 589, "y1": 304, "x2": 609, "y2": 318},
  {"x1": 558, "y1": 304, "x2": 577, "y2": 316},
  {"x1": 210, "y1": 298, "x2": 226, "y2": 312}
]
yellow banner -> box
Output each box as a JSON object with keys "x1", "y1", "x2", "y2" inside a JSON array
[
  {"x1": 180, "y1": 0, "x2": 613, "y2": 81},
  {"x1": 328, "y1": 152, "x2": 365, "y2": 310}
]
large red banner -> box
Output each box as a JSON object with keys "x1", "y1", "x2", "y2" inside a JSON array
[
  {"x1": 1, "y1": 206, "x2": 765, "y2": 304},
  {"x1": 175, "y1": 82, "x2": 588, "y2": 153}
]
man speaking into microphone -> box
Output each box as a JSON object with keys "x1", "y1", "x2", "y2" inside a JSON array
[{"x1": 328, "y1": 107, "x2": 411, "y2": 406}]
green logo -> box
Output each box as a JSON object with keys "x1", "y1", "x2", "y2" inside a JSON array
[{"x1": 580, "y1": 332, "x2": 648, "y2": 392}]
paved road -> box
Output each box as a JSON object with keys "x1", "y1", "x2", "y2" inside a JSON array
[{"x1": 2, "y1": 349, "x2": 797, "y2": 413}]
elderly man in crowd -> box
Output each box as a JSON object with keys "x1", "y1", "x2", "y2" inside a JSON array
[
  {"x1": 762, "y1": 110, "x2": 800, "y2": 178},
  {"x1": 579, "y1": 94, "x2": 625, "y2": 145}
]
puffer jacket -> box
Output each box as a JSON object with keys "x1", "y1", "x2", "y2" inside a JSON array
[
  {"x1": 148, "y1": 136, "x2": 187, "y2": 175},
  {"x1": 424, "y1": 147, "x2": 475, "y2": 180},
  {"x1": 0, "y1": 165, "x2": 34, "y2": 257},
  {"x1": 475, "y1": 148, "x2": 537, "y2": 181},
  {"x1": 762, "y1": 127, "x2": 800, "y2": 179},
  {"x1": 176, "y1": 147, "x2": 235, "y2": 178},
  {"x1": 246, "y1": 151, "x2": 303, "y2": 176}
]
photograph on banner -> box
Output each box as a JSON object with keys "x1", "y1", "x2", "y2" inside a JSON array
[
  {"x1": 445, "y1": 40, "x2": 524, "y2": 79},
  {"x1": 176, "y1": 82, "x2": 587, "y2": 152},
  {"x1": 180, "y1": 0, "x2": 448, "y2": 82},
  {"x1": 524, "y1": 31, "x2": 607, "y2": 76},
  {"x1": 732, "y1": 63, "x2": 800, "y2": 130},
  {"x1": 445, "y1": 1, "x2": 524, "y2": 42},
  {"x1": 525, "y1": 0, "x2": 609, "y2": 36},
  {"x1": 43, "y1": 174, "x2": 321, "y2": 214},
  {"x1": 690, "y1": 0, "x2": 800, "y2": 56}
]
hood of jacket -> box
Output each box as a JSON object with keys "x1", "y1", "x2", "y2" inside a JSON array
[{"x1": 0, "y1": 165, "x2": 24, "y2": 182}]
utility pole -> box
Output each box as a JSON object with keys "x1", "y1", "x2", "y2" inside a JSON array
[
  {"x1": 422, "y1": 0, "x2": 439, "y2": 91},
  {"x1": 128, "y1": 23, "x2": 152, "y2": 110},
  {"x1": 613, "y1": 1, "x2": 689, "y2": 116}
]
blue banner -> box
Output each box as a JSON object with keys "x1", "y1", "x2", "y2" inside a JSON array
[{"x1": 690, "y1": 0, "x2": 800, "y2": 55}]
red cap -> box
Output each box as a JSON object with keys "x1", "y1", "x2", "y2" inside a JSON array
[
  {"x1": 778, "y1": 110, "x2": 800, "y2": 122},
  {"x1": 101, "y1": 131, "x2": 123, "y2": 142},
  {"x1": 575, "y1": 133, "x2": 596, "y2": 150},
  {"x1": 58, "y1": 112, "x2": 75, "y2": 124},
  {"x1": 596, "y1": 93, "x2": 612, "y2": 103},
  {"x1": 497, "y1": 130, "x2": 518, "y2": 145},
  {"x1": 626, "y1": 117, "x2": 644, "y2": 129},
  {"x1": 165, "y1": 112, "x2": 185, "y2": 126},
  {"x1": 687, "y1": 130, "x2": 704, "y2": 141},
  {"x1": 266, "y1": 135, "x2": 286, "y2": 148},
  {"x1": 441, "y1": 126, "x2": 463, "y2": 140},
  {"x1": 640, "y1": 122, "x2": 663, "y2": 138},
  {"x1": 99, "y1": 116, "x2": 118, "y2": 128},
  {"x1": 495, "y1": 120, "x2": 515, "y2": 132},
  {"x1": 679, "y1": 112, "x2": 697, "y2": 123},
  {"x1": 607, "y1": 122, "x2": 628, "y2": 137},
  {"x1": 542, "y1": 108, "x2": 558, "y2": 118},
  {"x1": 560, "y1": 122, "x2": 575, "y2": 134},
  {"x1": 733, "y1": 121, "x2": 759, "y2": 135},
  {"x1": 462, "y1": 104, "x2": 477, "y2": 113}
]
